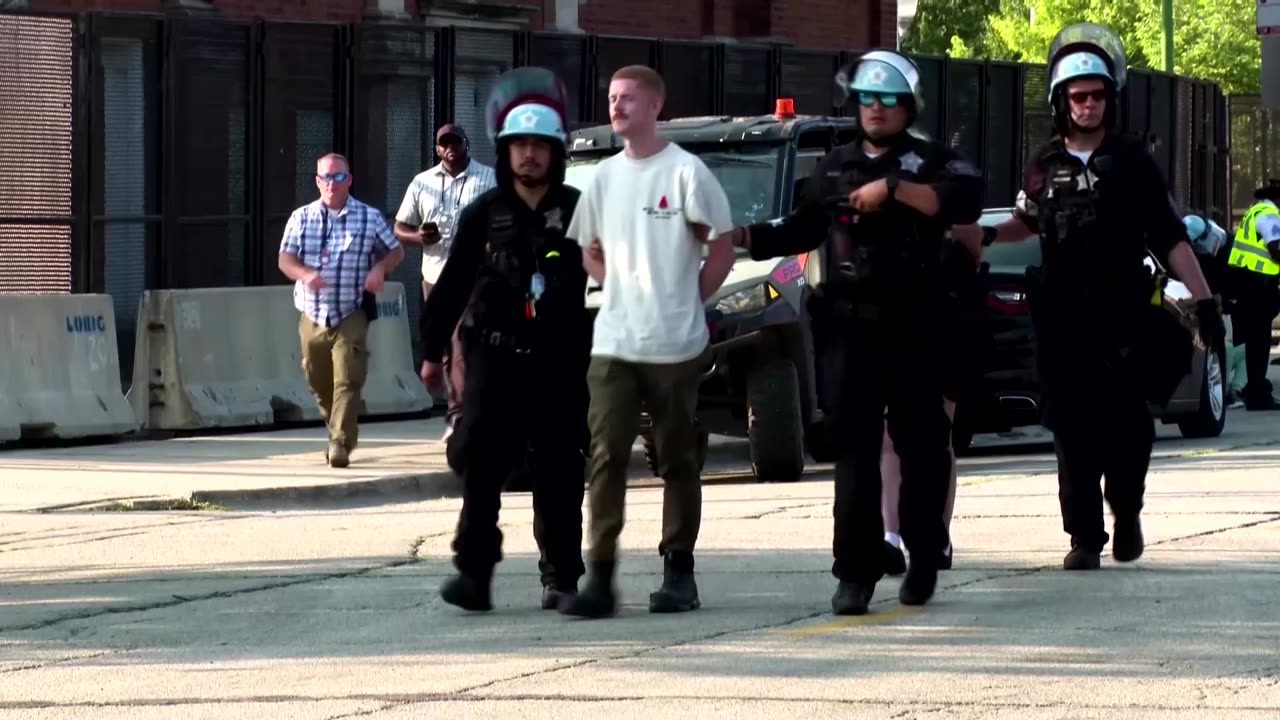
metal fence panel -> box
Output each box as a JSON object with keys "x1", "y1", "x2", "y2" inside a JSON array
[
  {"x1": 661, "y1": 41, "x2": 716, "y2": 119},
  {"x1": 262, "y1": 22, "x2": 341, "y2": 286},
  {"x1": 165, "y1": 19, "x2": 252, "y2": 290},
  {"x1": 945, "y1": 59, "x2": 983, "y2": 170},
  {"x1": 722, "y1": 45, "x2": 770, "y2": 117},
  {"x1": 779, "y1": 48, "x2": 838, "y2": 116},
  {"x1": 87, "y1": 14, "x2": 161, "y2": 381},
  {"x1": 592, "y1": 36, "x2": 656, "y2": 123},
  {"x1": 1227, "y1": 94, "x2": 1280, "y2": 224},
  {"x1": 1174, "y1": 77, "x2": 1193, "y2": 210},
  {"x1": 1021, "y1": 64, "x2": 1054, "y2": 155},
  {"x1": 909, "y1": 54, "x2": 944, "y2": 141},
  {"x1": 984, "y1": 61, "x2": 1020, "y2": 206},
  {"x1": 353, "y1": 24, "x2": 436, "y2": 360},
  {"x1": 1148, "y1": 73, "x2": 1175, "y2": 183},
  {"x1": 0, "y1": 13, "x2": 75, "y2": 293},
  {"x1": 453, "y1": 29, "x2": 514, "y2": 167},
  {"x1": 528, "y1": 32, "x2": 587, "y2": 125}
]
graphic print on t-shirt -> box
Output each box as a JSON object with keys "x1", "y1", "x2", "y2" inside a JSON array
[{"x1": 644, "y1": 194, "x2": 681, "y2": 219}]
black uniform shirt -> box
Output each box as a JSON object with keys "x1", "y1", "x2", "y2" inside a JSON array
[
  {"x1": 420, "y1": 184, "x2": 584, "y2": 363},
  {"x1": 745, "y1": 130, "x2": 984, "y2": 303},
  {"x1": 1014, "y1": 132, "x2": 1186, "y2": 298}
]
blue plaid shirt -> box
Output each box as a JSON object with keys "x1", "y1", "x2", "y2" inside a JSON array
[{"x1": 279, "y1": 197, "x2": 399, "y2": 328}]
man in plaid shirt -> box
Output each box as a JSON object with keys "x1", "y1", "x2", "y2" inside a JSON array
[{"x1": 278, "y1": 153, "x2": 405, "y2": 468}]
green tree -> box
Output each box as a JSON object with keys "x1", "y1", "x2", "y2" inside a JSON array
[
  {"x1": 982, "y1": 0, "x2": 1259, "y2": 93},
  {"x1": 901, "y1": 0, "x2": 1000, "y2": 58}
]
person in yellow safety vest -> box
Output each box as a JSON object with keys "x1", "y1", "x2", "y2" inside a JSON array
[{"x1": 1227, "y1": 180, "x2": 1280, "y2": 410}]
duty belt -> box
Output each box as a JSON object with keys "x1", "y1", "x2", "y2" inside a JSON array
[{"x1": 475, "y1": 329, "x2": 531, "y2": 354}]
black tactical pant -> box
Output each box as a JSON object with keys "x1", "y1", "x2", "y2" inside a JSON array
[
  {"x1": 446, "y1": 332, "x2": 588, "y2": 591},
  {"x1": 1051, "y1": 373, "x2": 1153, "y2": 552},
  {"x1": 1230, "y1": 275, "x2": 1280, "y2": 406},
  {"x1": 820, "y1": 318, "x2": 951, "y2": 585}
]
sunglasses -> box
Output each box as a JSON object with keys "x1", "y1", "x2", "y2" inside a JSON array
[
  {"x1": 857, "y1": 92, "x2": 900, "y2": 108},
  {"x1": 317, "y1": 171, "x2": 349, "y2": 183},
  {"x1": 1067, "y1": 89, "x2": 1108, "y2": 104}
]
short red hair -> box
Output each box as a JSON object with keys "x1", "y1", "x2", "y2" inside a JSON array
[{"x1": 611, "y1": 65, "x2": 665, "y2": 100}]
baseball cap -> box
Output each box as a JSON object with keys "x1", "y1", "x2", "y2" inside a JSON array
[{"x1": 436, "y1": 123, "x2": 467, "y2": 143}]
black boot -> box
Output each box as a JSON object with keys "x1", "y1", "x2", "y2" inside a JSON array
[
  {"x1": 541, "y1": 584, "x2": 577, "y2": 611},
  {"x1": 831, "y1": 580, "x2": 874, "y2": 616},
  {"x1": 560, "y1": 562, "x2": 617, "y2": 618},
  {"x1": 649, "y1": 551, "x2": 700, "y2": 613},
  {"x1": 883, "y1": 541, "x2": 907, "y2": 576},
  {"x1": 1064, "y1": 543, "x2": 1102, "y2": 571},
  {"x1": 440, "y1": 572, "x2": 493, "y2": 612},
  {"x1": 899, "y1": 562, "x2": 938, "y2": 606},
  {"x1": 1112, "y1": 515, "x2": 1144, "y2": 562}
]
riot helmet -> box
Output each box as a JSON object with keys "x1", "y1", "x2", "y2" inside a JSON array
[
  {"x1": 1183, "y1": 214, "x2": 1227, "y2": 257},
  {"x1": 1045, "y1": 22, "x2": 1127, "y2": 135},
  {"x1": 485, "y1": 66, "x2": 570, "y2": 144},
  {"x1": 486, "y1": 67, "x2": 571, "y2": 187},
  {"x1": 835, "y1": 49, "x2": 925, "y2": 125}
]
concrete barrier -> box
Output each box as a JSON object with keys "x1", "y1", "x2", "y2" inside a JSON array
[
  {"x1": 127, "y1": 283, "x2": 431, "y2": 431},
  {"x1": 0, "y1": 294, "x2": 139, "y2": 441}
]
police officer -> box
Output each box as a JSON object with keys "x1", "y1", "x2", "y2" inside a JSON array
[
  {"x1": 961, "y1": 23, "x2": 1225, "y2": 570},
  {"x1": 723, "y1": 49, "x2": 984, "y2": 616},
  {"x1": 1225, "y1": 182, "x2": 1280, "y2": 410},
  {"x1": 419, "y1": 67, "x2": 590, "y2": 612}
]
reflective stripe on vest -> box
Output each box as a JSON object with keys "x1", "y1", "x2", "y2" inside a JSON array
[{"x1": 1230, "y1": 202, "x2": 1280, "y2": 276}]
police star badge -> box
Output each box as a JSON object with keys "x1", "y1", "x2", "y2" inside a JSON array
[
  {"x1": 899, "y1": 152, "x2": 924, "y2": 173},
  {"x1": 544, "y1": 207, "x2": 563, "y2": 231}
]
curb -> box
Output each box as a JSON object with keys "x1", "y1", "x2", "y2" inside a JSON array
[
  {"x1": 190, "y1": 469, "x2": 463, "y2": 507},
  {"x1": 35, "y1": 439, "x2": 757, "y2": 513}
]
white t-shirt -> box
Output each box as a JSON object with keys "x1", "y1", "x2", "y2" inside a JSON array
[
  {"x1": 567, "y1": 142, "x2": 734, "y2": 364},
  {"x1": 394, "y1": 160, "x2": 496, "y2": 284}
]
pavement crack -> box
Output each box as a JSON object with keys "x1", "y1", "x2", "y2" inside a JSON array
[
  {"x1": 0, "y1": 649, "x2": 121, "y2": 674},
  {"x1": 1, "y1": 557, "x2": 426, "y2": 636},
  {"x1": 737, "y1": 502, "x2": 828, "y2": 521}
]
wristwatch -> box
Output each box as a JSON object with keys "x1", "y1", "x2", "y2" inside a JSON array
[
  {"x1": 981, "y1": 225, "x2": 997, "y2": 247},
  {"x1": 885, "y1": 172, "x2": 900, "y2": 200}
]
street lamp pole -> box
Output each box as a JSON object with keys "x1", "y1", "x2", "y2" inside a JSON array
[{"x1": 1162, "y1": 0, "x2": 1175, "y2": 72}]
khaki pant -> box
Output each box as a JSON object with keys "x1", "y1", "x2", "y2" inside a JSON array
[
  {"x1": 585, "y1": 346, "x2": 711, "y2": 563},
  {"x1": 299, "y1": 310, "x2": 370, "y2": 450},
  {"x1": 424, "y1": 279, "x2": 466, "y2": 424}
]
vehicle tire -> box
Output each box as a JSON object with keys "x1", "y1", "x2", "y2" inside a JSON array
[
  {"x1": 1177, "y1": 347, "x2": 1227, "y2": 439},
  {"x1": 746, "y1": 360, "x2": 806, "y2": 482},
  {"x1": 642, "y1": 423, "x2": 709, "y2": 477},
  {"x1": 804, "y1": 420, "x2": 839, "y2": 463}
]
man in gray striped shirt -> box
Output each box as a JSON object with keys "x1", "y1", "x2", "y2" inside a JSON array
[{"x1": 394, "y1": 123, "x2": 496, "y2": 433}]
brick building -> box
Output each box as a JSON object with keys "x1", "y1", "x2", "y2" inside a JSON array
[{"x1": 24, "y1": 0, "x2": 899, "y2": 50}]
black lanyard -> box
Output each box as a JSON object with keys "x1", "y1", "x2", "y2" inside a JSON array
[{"x1": 440, "y1": 172, "x2": 469, "y2": 210}]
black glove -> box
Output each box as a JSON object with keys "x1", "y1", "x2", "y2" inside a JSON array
[{"x1": 1195, "y1": 298, "x2": 1225, "y2": 355}]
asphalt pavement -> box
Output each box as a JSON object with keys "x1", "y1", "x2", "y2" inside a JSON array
[{"x1": 2, "y1": 407, "x2": 1279, "y2": 718}]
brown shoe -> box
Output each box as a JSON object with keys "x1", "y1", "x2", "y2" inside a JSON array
[{"x1": 327, "y1": 442, "x2": 349, "y2": 468}]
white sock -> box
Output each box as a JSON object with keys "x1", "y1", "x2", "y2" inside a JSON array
[{"x1": 885, "y1": 532, "x2": 902, "y2": 549}]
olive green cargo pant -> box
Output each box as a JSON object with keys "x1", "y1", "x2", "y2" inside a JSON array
[
  {"x1": 585, "y1": 346, "x2": 712, "y2": 563},
  {"x1": 299, "y1": 310, "x2": 370, "y2": 451}
]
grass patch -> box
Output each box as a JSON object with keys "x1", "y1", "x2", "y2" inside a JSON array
[{"x1": 98, "y1": 498, "x2": 227, "y2": 512}]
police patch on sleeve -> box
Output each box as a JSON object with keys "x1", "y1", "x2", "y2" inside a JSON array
[{"x1": 947, "y1": 159, "x2": 980, "y2": 177}]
